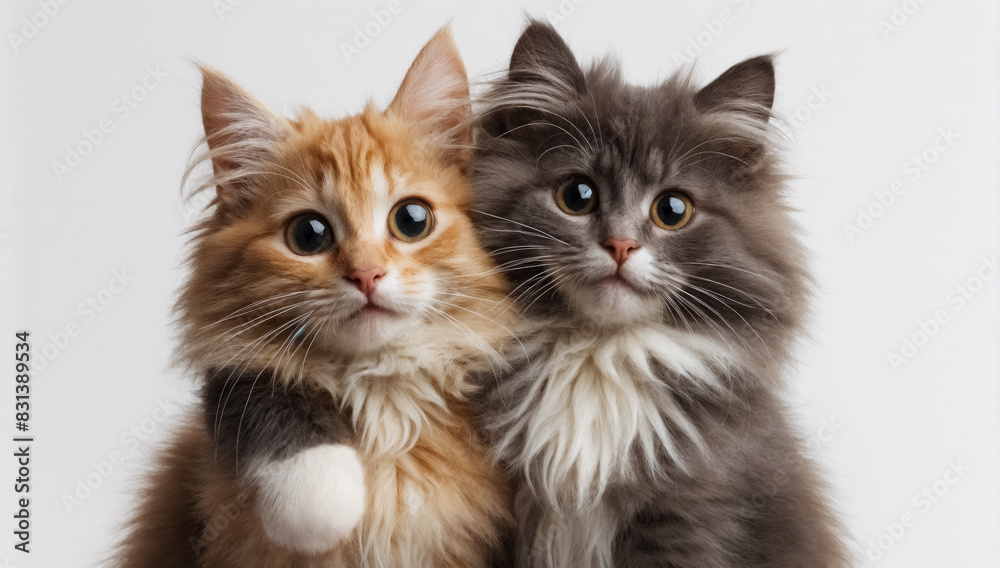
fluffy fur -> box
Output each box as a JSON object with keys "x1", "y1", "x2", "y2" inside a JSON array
[
  {"x1": 251, "y1": 444, "x2": 366, "y2": 553},
  {"x1": 472, "y1": 21, "x2": 847, "y2": 567},
  {"x1": 116, "y1": 28, "x2": 513, "y2": 568},
  {"x1": 491, "y1": 320, "x2": 738, "y2": 512}
]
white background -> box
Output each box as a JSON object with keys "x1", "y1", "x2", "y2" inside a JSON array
[{"x1": 1, "y1": 1, "x2": 998, "y2": 567}]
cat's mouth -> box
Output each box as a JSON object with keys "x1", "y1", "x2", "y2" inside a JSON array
[
  {"x1": 600, "y1": 273, "x2": 638, "y2": 293},
  {"x1": 351, "y1": 302, "x2": 398, "y2": 319}
]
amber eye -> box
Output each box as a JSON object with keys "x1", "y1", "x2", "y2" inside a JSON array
[
  {"x1": 651, "y1": 191, "x2": 694, "y2": 230},
  {"x1": 389, "y1": 198, "x2": 434, "y2": 242},
  {"x1": 285, "y1": 213, "x2": 334, "y2": 255},
  {"x1": 555, "y1": 178, "x2": 597, "y2": 215}
]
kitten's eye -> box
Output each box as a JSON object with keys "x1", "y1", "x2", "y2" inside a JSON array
[
  {"x1": 285, "y1": 213, "x2": 334, "y2": 255},
  {"x1": 555, "y1": 178, "x2": 597, "y2": 215},
  {"x1": 389, "y1": 198, "x2": 434, "y2": 242},
  {"x1": 651, "y1": 191, "x2": 694, "y2": 230}
]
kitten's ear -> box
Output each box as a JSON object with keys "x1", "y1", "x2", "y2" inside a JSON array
[
  {"x1": 508, "y1": 20, "x2": 585, "y2": 93},
  {"x1": 694, "y1": 55, "x2": 775, "y2": 121},
  {"x1": 200, "y1": 67, "x2": 288, "y2": 208},
  {"x1": 387, "y1": 27, "x2": 471, "y2": 167},
  {"x1": 692, "y1": 57, "x2": 777, "y2": 179}
]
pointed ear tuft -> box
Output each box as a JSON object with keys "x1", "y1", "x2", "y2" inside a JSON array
[
  {"x1": 694, "y1": 55, "x2": 775, "y2": 121},
  {"x1": 387, "y1": 27, "x2": 471, "y2": 166},
  {"x1": 509, "y1": 20, "x2": 585, "y2": 93},
  {"x1": 199, "y1": 67, "x2": 287, "y2": 208}
]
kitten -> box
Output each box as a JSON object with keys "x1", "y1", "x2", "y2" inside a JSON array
[
  {"x1": 116, "y1": 28, "x2": 513, "y2": 568},
  {"x1": 472, "y1": 21, "x2": 847, "y2": 568}
]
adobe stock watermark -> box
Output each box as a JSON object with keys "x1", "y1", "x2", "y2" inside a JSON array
[
  {"x1": 340, "y1": 0, "x2": 403, "y2": 64},
  {"x1": 543, "y1": 0, "x2": 590, "y2": 25},
  {"x1": 775, "y1": 84, "x2": 835, "y2": 139},
  {"x1": 671, "y1": 0, "x2": 752, "y2": 66},
  {"x1": 843, "y1": 127, "x2": 958, "y2": 242},
  {"x1": 740, "y1": 417, "x2": 842, "y2": 515},
  {"x1": 6, "y1": 0, "x2": 73, "y2": 54},
  {"x1": 51, "y1": 65, "x2": 169, "y2": 182},
  {"x1": 178, "y1": 187, "x2": 215, "y2": 226},
  {"x1": 33, "y1": 267, "x2": 135, "y2": 372},
  {"x1": 213, "y1": 0, "x2": 247, "y2": 22},
  {"x1": 877, "y1": 0, "x2": 930, "y2": 41},
  {"x1": 61, "y1": 394, "x2": 187, "y2": 513},
  {"x1": 856, "y1": 459, "x2": 970, "y2": 566},
  {"x1": 785, "y1": 84, "x2": 834, "y2": 130},
  {"x1": 887, "y1": 254, "x2": 998, "y2": 372},
  {"x1": 189, "y1": 489, "x2": 254, "y2": 555}
]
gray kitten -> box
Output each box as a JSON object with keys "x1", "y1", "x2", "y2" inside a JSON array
[{"x1": 471, "y1": 21, "x2": 847, "y2": 568}]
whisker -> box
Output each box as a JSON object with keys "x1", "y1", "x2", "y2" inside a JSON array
[
  {"x1": 675, "y1": 262, "x2": 779, "y2": 286},
  {"x1": 671, "y1": 137, "x2": 744, "y2": 169},
  {"x1": 682, "y1": 283, "x2": 770, "y2": 353},
  {"x1": 295, "y1": 317, "x2": 323, "y2": 384},
  {"x1": 203, "y1": 290, "x2": 311, "y2": 329},
  {"x1": 522, "y1": 273, "x2": 571, "y2": 314},
  {"x1": 672, "y1": 287, "x2": 754, "y2": 352},
  {"x1": 478, "y1": 227, "x2": 569, "y2": 247},
  {"x1": 214, "y1": 314, "x2": 307, "y2": 458},
  {"x1": 232, "y1": 312, "x2": 312, "y2": 474},
  {"x1": 683, "y1": 274, "x2": 779, "y2": 319},
  {"x1": 218, "y1": 300, "x2": 312, "y2": 342},
  {"x1": 482, "y1": 101, "x2": 594, "y2": 153},
  {"x1": 536, "y1": 143, "x2": 586, "y2": 166},
  {"x1": 472, "y1": 210, "x2": 571, "y2": 247}
]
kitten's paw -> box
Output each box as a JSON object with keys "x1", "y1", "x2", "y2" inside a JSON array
[{"x1": 251, "y1": 444, "x2": 365, "y2": 554}]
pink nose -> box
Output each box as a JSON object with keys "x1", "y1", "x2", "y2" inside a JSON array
[
  {"x1": 346, "y1": 267, "x2": 386, "y2": 297},
  {"x1": 603, "y1": 237, "x2": 639, "y2": 267}
]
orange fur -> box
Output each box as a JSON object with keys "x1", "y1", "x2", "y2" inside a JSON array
[
  {"x1": 115, "y1": 28, "x2": 513, "y2": 567},
  {"x1": 118, "y1": 414, "x2": 509, "y2": 568}
]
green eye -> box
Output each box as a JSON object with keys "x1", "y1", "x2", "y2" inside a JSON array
[
  {"x1": 285, "y1": 213, "x2": 334, "y2": 255},
  {"x1": 389, "y1": 198, "x2": 434, "y2": 242},
  {"x1": 555, "y1": 178, "x2": 597, "y2": 215},
  {"x1": 651, "y1": 191, "x2": 694, "y2": 230}
]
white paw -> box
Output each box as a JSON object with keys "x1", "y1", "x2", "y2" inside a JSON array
[{"x1": 251, "y1": 444, "x2": 365, "y2": 554}]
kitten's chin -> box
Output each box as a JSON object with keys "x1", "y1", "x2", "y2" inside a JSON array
[
  {"x1": 564, "y1": 279, "x2": 660, "y2": 327},
  {"x1": 331, "y1": 309, "x2": 410, "y2": 354}
]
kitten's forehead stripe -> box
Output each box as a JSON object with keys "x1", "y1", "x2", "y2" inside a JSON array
[
  {"x1": 367, "y1": 165, "x2": 391, "y2": 240},
  {"x1": 292, "y1": 115, "x2": 394, "y2": 240},
  {"x1": 333, "y1": 119, "x2": 377, "y2": 238},
  {"x1": 319, "y1": 166, "x2": 338, "y2": 206}
]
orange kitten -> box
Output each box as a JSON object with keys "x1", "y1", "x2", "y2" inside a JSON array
[{"x1": 116, "y1": 28, "x2": 513, "y2": 568}]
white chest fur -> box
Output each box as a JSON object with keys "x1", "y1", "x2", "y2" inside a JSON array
[
  {"x1": 308, "y1": 335, "x2": 500, "y2": 567},
  {"x1": 314, "y1": 333, "x2": 471, "y2": 458},
  {"x1": 493, "y1": 321, "x2": 737, "y2": 511}
]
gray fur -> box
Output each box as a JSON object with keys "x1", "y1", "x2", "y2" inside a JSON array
[
  {"x1": 202, "y1": 366, "x2": 353, "y2": 472},
  {"x1": 472, "y1": 21, "x2": 847, "y2": 568}
]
